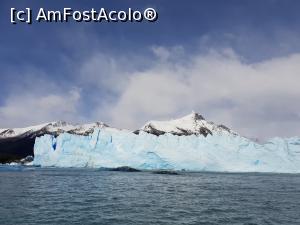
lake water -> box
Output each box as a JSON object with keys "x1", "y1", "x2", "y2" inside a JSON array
[{"x1": 0, "y1": 166, "x2": 300, "y2": 225}]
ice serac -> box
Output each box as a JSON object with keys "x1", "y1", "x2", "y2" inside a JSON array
[{"x1": 33, "y1": 113, "x2": 300, "y2": 173}]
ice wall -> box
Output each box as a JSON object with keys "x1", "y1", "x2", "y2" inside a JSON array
[{"x1": 33, "y1": 128, "x2": 300, "y2": 173}]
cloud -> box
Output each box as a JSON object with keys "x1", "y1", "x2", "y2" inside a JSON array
[
  {"x1": 95, "y1": 47, "x2": 300, "y2": 139},
  {"x1": 0, "y1": 89, "x2": 81, "y2": 128},
  {"x1": 1, "y1": 45, "x2": 299, "y2": 139}
]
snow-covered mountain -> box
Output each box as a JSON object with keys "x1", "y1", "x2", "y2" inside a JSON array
[
  {"x1": 137, "y1": 112, "x2": 236, "y2": 137},
  {"x1": 0, "y1": 112, "x2": 234, "y2": 139},
  {"x1": 0, "y1": 121, "x2": 108, "y2": 139},
  {"x1": 2, "y1": 112, "x2": 300, "y2": 173},
  {"x1": 28, "y1": 112, "x2": 300, "y2": 173},
  {"x1": 1, "y1": 112, "x2": 237, "y2": 164}
]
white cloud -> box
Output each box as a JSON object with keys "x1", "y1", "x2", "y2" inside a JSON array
[
  {"x1": 1, "y1": 46, "x2": 300, "y2": 139},
  {"x1": 96, "y1": 47, "x2": 300, "y2": 139},
  {"x1": 0, "y1": 89, "x2": 81, "y2": 128}
]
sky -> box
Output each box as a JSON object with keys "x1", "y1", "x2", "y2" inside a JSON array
[{"x1": 0, "y1": 0, "x2": 300, "y2": 139}]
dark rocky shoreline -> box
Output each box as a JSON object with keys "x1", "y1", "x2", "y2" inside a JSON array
[{"x1": 0, "y1": 136, "x2": 35, "y2": 164}]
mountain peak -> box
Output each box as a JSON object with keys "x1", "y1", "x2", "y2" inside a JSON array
[
  {"x1": 139, "y1": 112, "x2": 236, "y2": 137},
  {"x1": 182, "y1": 111, "x2": 205, "y2": 121},
  {"x1": 0, "y1": 113, "x2": 236, "y2": 139}
]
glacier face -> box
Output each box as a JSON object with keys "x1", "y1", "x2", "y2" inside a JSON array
[{"x1": 33, "y1": 128, "x2": 300, "y2": 173}]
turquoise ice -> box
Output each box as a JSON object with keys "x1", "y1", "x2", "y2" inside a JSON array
[{"x1": 33, "y1": 128, "x2": 300, "y2": 173}]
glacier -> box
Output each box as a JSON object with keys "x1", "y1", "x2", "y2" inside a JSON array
[{"x1": 33, "y1": 127, "x2": 300, "y2": 173}]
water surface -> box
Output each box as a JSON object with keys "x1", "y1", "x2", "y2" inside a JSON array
[{"x1": 0, "y1": 166, "x2": 300, "y2": 225}]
